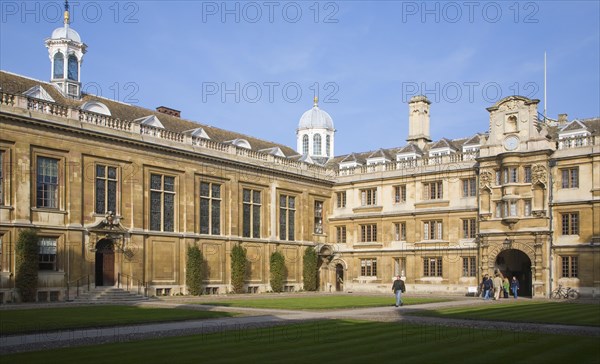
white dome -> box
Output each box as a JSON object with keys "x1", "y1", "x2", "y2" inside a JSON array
[
  {"x1": 51, "y1": 25, "x2": 81, "y2": 43},
  {"x1": 298, "y1": 106, "x2": 334, "y2": 130}
]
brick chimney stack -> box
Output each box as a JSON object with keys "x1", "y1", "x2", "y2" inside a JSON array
[{"x1": 156, "y1": 106, "x2": 181, "y2": 118}]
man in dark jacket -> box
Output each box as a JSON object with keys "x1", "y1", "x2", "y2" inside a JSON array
[
  {"x1": 392, "y1": 276, "x2": 406, "y2": 307},
  {"x1": 482, "y1": 274, "x2": 493, "y2": 300}
]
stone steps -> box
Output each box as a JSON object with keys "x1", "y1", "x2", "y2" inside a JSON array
[{"x1": 73, "y1": 287, "x2": 149, "y2": 302}]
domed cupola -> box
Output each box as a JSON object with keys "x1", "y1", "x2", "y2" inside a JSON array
[
  {"x1": 45, "y1": 0, "x2": 87, "y2": 99},
  {"x1": 298, "y1": 97, "x2": 335, "y2": 131},
  {"x1": 296, "y1": 97, "x2": 336, "y2": 163}
]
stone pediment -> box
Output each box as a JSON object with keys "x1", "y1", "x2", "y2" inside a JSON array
[
  {"x1": 560, "y1": 120, "x2": 588, "y2": 133},
  {"x1": 486, "y1": 95, "x2": 540, "y2": 112}
]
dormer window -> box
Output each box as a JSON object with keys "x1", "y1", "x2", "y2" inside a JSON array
[
  {"x1": 226, "y1": 139, "x2": 252, "y2": 150},
  {"x1": 136, "y1": 115, "x2": 164, "y2": 129},
  {"x1": 67, "y1": 55, "x2": 78, "y2": 81},
  {"x1": 258, "y1": 147, "x2": 285, "y2": 157},
  {"x1": 462, "y1": 146, "x2": 480, "y2": 153},
  {"x1": 81, "y1": 101, "x2": 111, "y2": 116},
  {"x1": 53, "y1": 53, "x2": 64, "y2": 79},
  {"x1": 558, "y1": 120, "x2": 591, "y2": 148},
  {"x1": 23, "y1": 86, "x2": 55, "y2": 103},
  {"x1": 429, "y1": 149, "x2": 451, "y2": 157},
  {"x1": 189, "y1": 128, "x2": 210, "y2": 140},
  {"x1": 397, "y1": 153, "x2": 418, "y2": 161},
  {"x1": 366, "y1": 158, "x2": 389, "y2": 165},
  {"x1": 339, "y1": 161, "x2": 359, "y2": 169}
]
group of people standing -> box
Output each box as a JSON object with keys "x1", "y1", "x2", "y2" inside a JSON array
[{"x1": 481, "y1": 273, "x2": 519, "y2": 300}]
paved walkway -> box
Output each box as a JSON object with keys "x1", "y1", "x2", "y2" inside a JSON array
[{"x1": 1, "y1": 298, "x2": 599, "y2": 354}]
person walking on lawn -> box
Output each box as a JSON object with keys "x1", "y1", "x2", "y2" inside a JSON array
[
  {"x1": 482, "y1": 274, "x2": 493, "y2": 300},
  {"x1": 392, "y1": 275, "x2": 406, "y2": 307}
]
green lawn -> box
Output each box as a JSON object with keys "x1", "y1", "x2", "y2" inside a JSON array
[
  {"x1": 407, "y1": 301, "x2": 600, "y2": 326},
  {"x1": 195, "y1": 295, "x2": 448, "y2": 310},
  {"x1": 5, "y1": 320, "x2": 599, "y2": 364},
  {"x1": 0, "y1": 305, "x2": 234, "y2": 335}
]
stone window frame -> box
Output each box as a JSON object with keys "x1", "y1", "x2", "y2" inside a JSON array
[
  {"x1": 199, "y1": 180, "x2": 222, "y2": 235},
  {"x1": 32, "y1": 148, "x2": 67, "y2": 212},
  {"x1": 241, "y1": 185, "x2": 263, "y2": 239}
]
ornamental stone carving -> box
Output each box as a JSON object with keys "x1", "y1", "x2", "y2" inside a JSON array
[
  {"x1": 479, "y1": 170, "x2": 493, "y2": 190},
  {"x1": 531, "y1": 164, "x2": 547, "y2": 186}
]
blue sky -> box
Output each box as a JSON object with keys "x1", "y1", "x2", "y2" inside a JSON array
[{"x1": 1, "y1": 1, "x2": 599, "y2": 156}]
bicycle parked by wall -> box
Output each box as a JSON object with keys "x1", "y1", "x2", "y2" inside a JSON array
[{"x1": 551, "y1": 284, "x2": 580, "y2": 299}]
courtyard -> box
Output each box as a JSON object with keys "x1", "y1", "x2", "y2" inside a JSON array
[{"x1": 1, "y1": 293, "x2": 599, "y2": 363}]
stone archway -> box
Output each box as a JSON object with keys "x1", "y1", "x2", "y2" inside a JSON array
[
  {"x1": 495, "y1": 249, "x2": 532, "y2": 296},
  {"x1": 95, "y1": 239, "x2": 115, "y2": 286}
]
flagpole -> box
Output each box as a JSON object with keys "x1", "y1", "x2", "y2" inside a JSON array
[{"x1": 544, "y1": 51, "x2": 547, "y2": 121}]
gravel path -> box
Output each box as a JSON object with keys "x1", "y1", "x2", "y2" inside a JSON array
[{"x1": 1, "y1": 298, "x2": 599, "y2": 355}]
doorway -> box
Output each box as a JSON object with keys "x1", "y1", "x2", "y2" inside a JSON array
[
  {"x1": 335, "y1": 264, "x2": 344, "y2": 291},
  {"x1": 95, "y1": 239, "x2": 115, "y2": 286},
  {"x1": 495, "y1": 249, "x2": 532, "y2": 296}
]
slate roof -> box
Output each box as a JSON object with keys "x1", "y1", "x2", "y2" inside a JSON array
[
  {"x1": 582, "y1": 118, "x2": 600, "y2": 134},
  {"x1": 560, "y1": 120, "x2": 588, "y2": 133},
  {"x1": 397, "y1": 143, "x2": 424, "y2": 155},
  {"x1": 367, "y1": 148, "x2": 393, "y2": 160},
  {"x1": 0, "y1": 71, "x2": 299, "y2": 158},
  {"x1": 429, "y1": 137, "x2": 459, "y2": 151}
]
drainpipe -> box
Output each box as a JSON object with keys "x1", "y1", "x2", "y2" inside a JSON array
[
  {"x1": 548, "y1": 159, "x2": 556, "y2": 298},
  {"x1": 475, "y1": 164, "x2": 481, "y2": 286}
]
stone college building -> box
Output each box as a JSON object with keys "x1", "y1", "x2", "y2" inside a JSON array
[{"x1": 1, "y1": 6, "x2": 599, "y2": 302}]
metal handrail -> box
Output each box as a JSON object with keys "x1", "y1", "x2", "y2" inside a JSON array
[
  {"x1": 117, "y1": 273, "x2": 148, "y2": 297},
  {"x1": 65, "y1": 274, "x2": 91, "y2": 300}
]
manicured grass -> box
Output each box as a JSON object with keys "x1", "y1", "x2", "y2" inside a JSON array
[
  {"x1": 407, "y1": 301, "x2": 600, "y2": 326},
  {"x1": 195, "y1": 296, "x2": 449, "y2": 310},
  {"x1": 5, "y1": 320, "x2": 599, "y2": 364},
  {"x1": 0, "y1": 305, "x2": 235, "y2": 335}
]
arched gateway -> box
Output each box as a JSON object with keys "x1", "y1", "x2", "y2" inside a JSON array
[{"x1": 495, "y1": 249, "x2": 532, "y2": 296}]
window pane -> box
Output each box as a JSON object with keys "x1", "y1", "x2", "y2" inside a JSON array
[
  {"x1": 253, "y1": 191, "x2": 261, "y2": 204},
  {"x1": 37, "y1": 157, "x2": 59, "y2": 208},
  {"x1": 107, "y1": 180, "x2": 117, "y2": 213},
  {"x1": 288, "y1": 209, "x2": 295, "y2": 241},
  {"x1": 242, "y1": 203, "x2": 251, "y2": 238},
  {"x1": 108, "y1": 167, "x2": 117, "y2": 179},
  {"x1": 279, "y1": 206, "x2": 286, "y2": 240},
  {"x1": 211, "y1": 199, "x2": 220, "y2": 235},
  {"x1": 150, "y1": 191, "x2": 162, "y2": 230},
  {"x1": 200, "y1": 182, "x2": 210, "y2": 197},
  {"x1": 164, "y1": 176, "x2": 175, "y2": 192},
  {"x1": 96, "y1": 165, "x2": 105, "y2": 178},
  {"x1": 163, "y1": 193, "x2": 174, "y2": 231},
  {"x1": 252, "y1": 204, "x2": 260, "y2": 238},
  {"x1": 200, "y1": 198, "x2": 209, "y2": 234},
  {"x1": 151, "y1": 174, "x2": 162, "y2": 190},
  {"x1": 211, "y1": 184, "x2": 221, "y2": 198},
  {"x1": 95, "y1": 178, "x2": 105, "y2": 214}
]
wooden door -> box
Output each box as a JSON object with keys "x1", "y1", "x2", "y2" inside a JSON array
[{"x1": 103, "y1": 251, "x2": 115, "y2": 286}]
